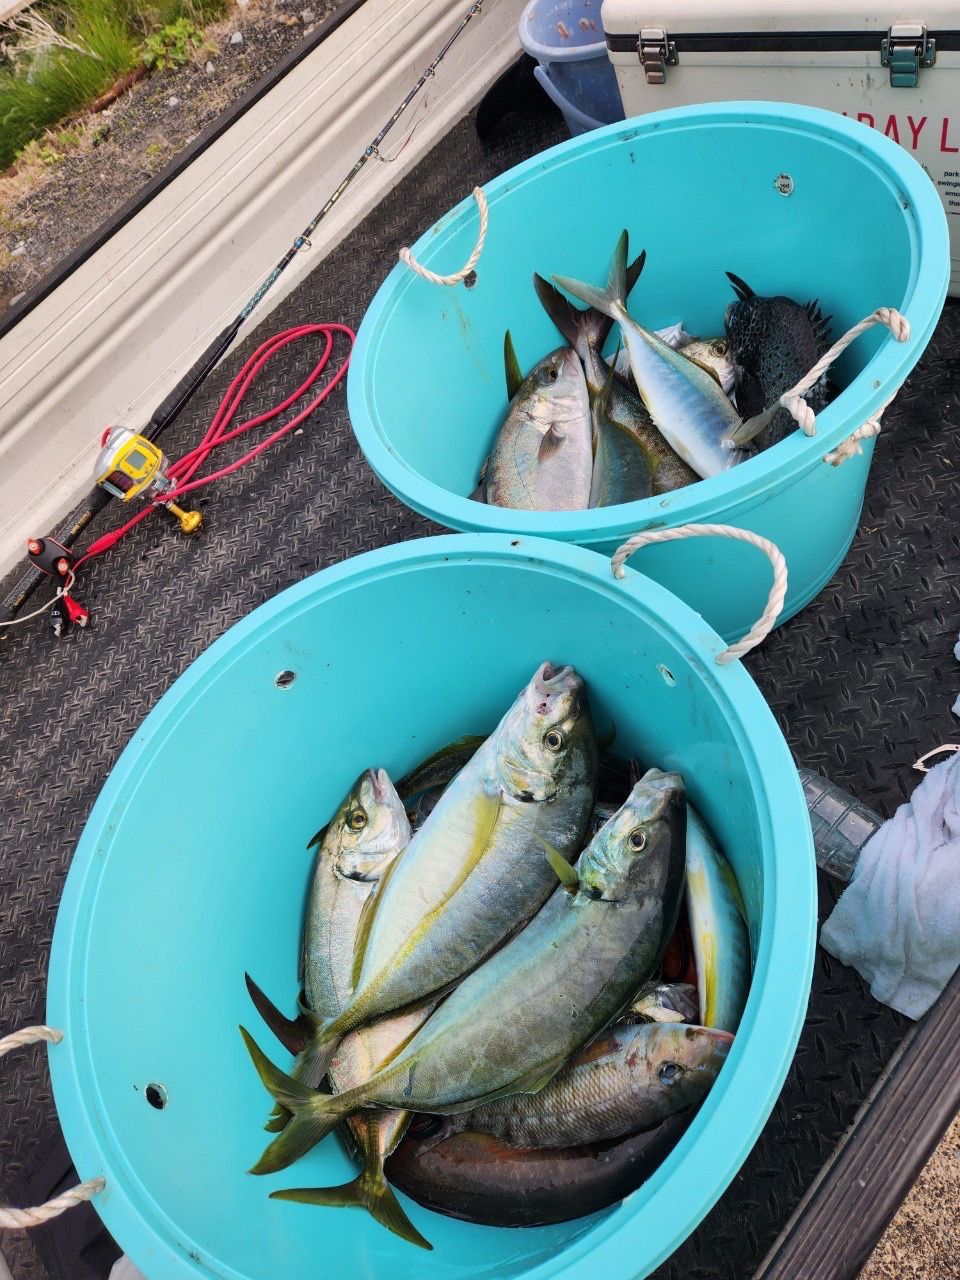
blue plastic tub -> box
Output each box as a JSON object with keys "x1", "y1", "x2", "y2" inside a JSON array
[
  {"x1": 348, "y1": 102, "x2": 950, "y2": 641},
  {"x1": 533, "y1": 64, "x2": 603, "y2": 136},
  {"x1": 47, "y1": 534, "x2": 815, "y2": 1280},
  {"x1": 519, "y1": 0, "x2": 624, "y2": 126}
]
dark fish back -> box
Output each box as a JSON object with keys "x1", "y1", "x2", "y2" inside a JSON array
[{"x1": 725, "y1": 291, "x2": 833, "y2": 449}]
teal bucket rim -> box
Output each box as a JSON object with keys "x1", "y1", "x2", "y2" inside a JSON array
[
  {"x1": 47, "y1": 533, "x2": 816, "y2": 1280},
  {"x1": 347, "y1": 100, "x2": 950, "y2": 545}
]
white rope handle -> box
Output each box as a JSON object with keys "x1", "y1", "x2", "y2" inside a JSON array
[
  {"x1": 399, "y1": 187, "x2": 488, "y2": 286},
  {"x1": 0, "y1": 1026, "x2": 105, "y2": 1228},
  {"x1": 774, "y1": 307, "x2": 910, "y2": 465},
  {"x1": 611, "y1": 523, "x2": 788, "y2": 665}
]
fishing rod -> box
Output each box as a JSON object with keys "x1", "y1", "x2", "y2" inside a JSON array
[{"x1": 1, "y1": 0, "x2": 485, "y2": 625}]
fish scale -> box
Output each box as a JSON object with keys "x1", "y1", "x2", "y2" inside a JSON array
[
  {"x1": 723, "y1": 273, "x2": 833, "y2": 449},
  {"x1": 438, "y1": 1022, "x2": 732, "y2": 1149}
]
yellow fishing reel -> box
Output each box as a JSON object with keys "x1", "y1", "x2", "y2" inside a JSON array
[{"x1": 94, "y1": 427, "x2": 202, "y2": 534}]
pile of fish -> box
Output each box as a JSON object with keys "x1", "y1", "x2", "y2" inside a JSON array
[
  {"x1": 473, "y1": 230, "x2": 833, "y2": 511},
  {"x1": 241, "y1": 662, "x2": 752, "y2": 1248}
]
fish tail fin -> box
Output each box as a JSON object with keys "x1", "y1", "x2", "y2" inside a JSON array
[
  {"x1": 553, "y1": 230, "x2": 637, "y2": 320},
  {"x1": 503, "y1": 329, "x2": 523, "y2": 399},
  {"x1": 270, "y1": 1146, "x2": 433, "y2": 1250},
  {"x1": 244, "y1": 973, "x2": 310, "y2": 1055},
  {"x1": 240, "y1": 1027, "x2": 359, "y2": 1173},
  {"x1": 535, "y1": 241, "x2": 645, "y2": 358},
  {"x1": 533, "y1": 273, "x2": 612, "y2": 358}
]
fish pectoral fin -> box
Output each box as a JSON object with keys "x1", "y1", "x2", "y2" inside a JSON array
[
  {"x1": 467, "y1": 1052, "x2": 573, "y2": 1106},
  {"x1": 397, "y1": 734, "x2": 486, "y2": 802},
  {"x1": 537, "y1": 425, "x2": 566, "y2": 462},
  {"x1": 537, "y1": 835, "x2": 579, "y2": 894},
  {"x1": 350, "y1": 851, "x2": 405, "y2": 989},
  {"x1": 724, "y1": 400, "x2": 781, "y2": 448}
]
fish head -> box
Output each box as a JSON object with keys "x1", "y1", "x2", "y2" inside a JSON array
[
  {"x1": 623, "y1": 1022, "x2": 733, "y2": 1109},
  {"x1": 327, "y1": 768, "x2": 412, "y2": 882},
  {"x1": 494, "y1": 661, "x2": 595, "y2": 803},
  {"x1": 681, "y1": 337, "x2": 737, "y2": 395},
  {"x1": 521, "y1": 348, "x2": 589, "y2": 429},
  {"x1": 579, "y1": 767, "x2": 686, "y2": 900}
]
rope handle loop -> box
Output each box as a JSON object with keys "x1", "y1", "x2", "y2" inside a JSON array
[
  {"x1": 611, "y1": 523, "x2": 788, "y2": 665},
  {"x1": 0, "y1": 1027, "x2": 105, "y2": 1229},
  {"x1": 399, "y1": 187, "x2": 488, "y2": 286},
  {"x1": 775, "y1": 307, "x2": 910, "y2": 464}
]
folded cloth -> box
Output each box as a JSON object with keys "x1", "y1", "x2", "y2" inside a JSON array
[
  {"x1": 820, "y1": 748, "x2": 960, "y2": 1019},
  {"x1": 109, "y1": 1258, "x2": 147, "y2": 1280}
]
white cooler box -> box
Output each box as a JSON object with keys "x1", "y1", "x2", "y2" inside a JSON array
[{"x1": 602, "y1": 0, "x2": 960, "y2": 294}]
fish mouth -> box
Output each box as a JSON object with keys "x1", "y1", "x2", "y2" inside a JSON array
[
  {"x1": 365, "y1": 767, "x2": 386, "y2": 803},
  {"x1": 533, "y1": 661, "x2": 579, "y2": 698},
  {"x1": 630, "y1": 768, "x2": 685, "y2": 819}
]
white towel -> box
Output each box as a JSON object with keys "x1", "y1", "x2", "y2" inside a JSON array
[
  {"x1": 109, "y1": 1257, "x2": 148, "y2": 1280},
  {"x1": 820, "y1": 748, "x2": 960, "y2": 1019}
]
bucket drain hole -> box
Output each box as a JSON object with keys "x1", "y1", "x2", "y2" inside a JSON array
[
  {"x1": 657, "y1": 664, "x2": 677, "y2": 687},
  {"x1": 275, "y1": 670, "x2": 297, "y2": 689},
  {"x1": 145, "y1": 1083, "x2": 167, "y2": 1110}
]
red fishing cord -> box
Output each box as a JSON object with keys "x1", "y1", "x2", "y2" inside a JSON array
[{"x1": 71, "y1": 323, "x2": 354, "y2": 582}]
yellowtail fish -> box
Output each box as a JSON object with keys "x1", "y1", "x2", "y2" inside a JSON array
[
  {"x1": 686, "y1": 808, "x2": 751, "y2": 1033},
  {"x1": 554, "y1": 232, "x2": 752, "y2": 479},
  {"x1": 240, "y1": 768, "x2": 685, "y2": 1173}
]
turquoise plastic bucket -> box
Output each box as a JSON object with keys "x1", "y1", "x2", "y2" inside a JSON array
[
  {"x1": 348, "y1": 102, "x2": 950, "y2": 640},
  {"x1": 47, "y1": 534, "x2": 815, "y2": 1280}
]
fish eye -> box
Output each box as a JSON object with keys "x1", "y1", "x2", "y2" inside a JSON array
[
  {"x1": 348, "y1": 809, "x2": 367, "y2": 831},
  {"x1": 628, "y1": 828, "x2": 647, "y2": 851},
  {"x1": 543, "y1": 728, "x2": 565, "y2": 752},
  {"x1": 658, "y1": 1061, "x2": 684, "y2": 1086},
  {"x1": 711, "y1": 339, "x2": 729, "y2": 356},
  {"x1": 544, "y1": 367, "x2": 559, "y2": 383}
]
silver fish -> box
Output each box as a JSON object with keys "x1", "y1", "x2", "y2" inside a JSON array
[
  {"x1": 299, "y1": 663, "x2": 598, "y2": 1056},
  {"x1": 436, "y1": 1021, "x2": 732, "y2": 1149},
  {"x1": 485, "y1": 344, "x2": 592, "y2": 510},
  {"x1": 554, "y1": 233, "x2": 751, "y2": 479},
  {"x1": 533, "y1": 270, "x2": 697, "y2": 496},
  {"x1": 686, "y1": 808, "x2": 751, "y2": 1034},
  {"x1": 245, "y1": 770, "x2": 429, "y2": 1247},
  {"x1": 241, "y1": 768, "x2": 686, "y2": 1172}
]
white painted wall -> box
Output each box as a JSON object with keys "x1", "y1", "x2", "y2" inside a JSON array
[{"x1": 0, "y1": 0, "x2": 524, "y2": 575}]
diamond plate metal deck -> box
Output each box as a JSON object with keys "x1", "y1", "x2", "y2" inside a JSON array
[{"x1": 0, "y1": 91, "x2": 957, "y2": 1279}]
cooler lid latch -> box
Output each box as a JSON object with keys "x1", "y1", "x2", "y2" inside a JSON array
[
  {"x1": 638, "y1": 27, "x2": 678, "y2": 84},
  {"x1": 880, "y1": 22, "x2": 936, "y2": 88}
]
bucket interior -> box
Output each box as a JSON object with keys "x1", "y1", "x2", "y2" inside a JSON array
[
  {"x1": 50, "y1": 540, "x2": 812, "y2": 1280},
  {"x1": 519, "y1": 0, "x2": 607, "y2": 59},
  {"x1": 355, "y1": 112, "x2": 922, "y2": 507}
]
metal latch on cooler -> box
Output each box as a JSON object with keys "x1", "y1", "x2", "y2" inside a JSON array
[
  {"x1": 880, "y1": 23, "x2": 936, "y2": 88},
  {"x1": 637, "y1": 27, "x2": 678, "y2": 84}
]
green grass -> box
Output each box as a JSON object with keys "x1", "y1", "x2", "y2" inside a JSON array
[{"x1": 0, "y1": 0, "x2": 229, "y2": 170}]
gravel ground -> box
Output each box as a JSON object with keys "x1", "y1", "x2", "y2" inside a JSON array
[
  {"x1": 859, "y1": 1113, "x2": 960, "y2": 1280},
  {"x1": 0, "y1": 0, "x2": 340, "y2": 314}
]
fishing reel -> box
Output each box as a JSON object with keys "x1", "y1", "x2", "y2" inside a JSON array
[{"x1": 94, "y1": 427, "x2": 202, "y2": 534}]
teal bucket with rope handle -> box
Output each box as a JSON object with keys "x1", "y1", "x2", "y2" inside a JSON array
[
  {"x1": 40, "y1": 528, "x2": 814, "y2": 1279},
  {"x1": 348, "y1": 100, "x2": 950, "y2": 642}
]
